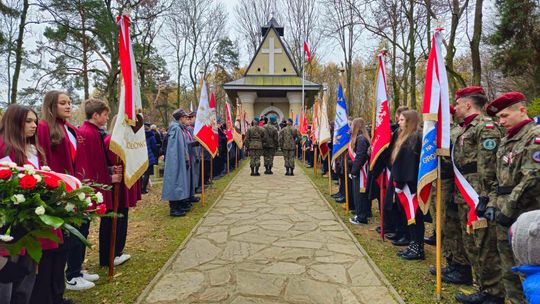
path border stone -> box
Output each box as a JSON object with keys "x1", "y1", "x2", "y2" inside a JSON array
[
  {"x1": 134, "y1": 164, "x2": 244, "y2": 304},
  {"x1": 301, "y1": 164, "x2": 405, "y2": 304}
]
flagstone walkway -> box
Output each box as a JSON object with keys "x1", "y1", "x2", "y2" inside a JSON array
[{"x1": 137, "y1": 158, "x2": 402, "y2": 304}]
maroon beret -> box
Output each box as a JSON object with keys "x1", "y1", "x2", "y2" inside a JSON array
[
  {"x1": 486, "y1": 92, "x2": 526, "y2": 116},
  {"x1": 455, "y1": 86, "x2": 485, "y2": 100},
  {"x1": 449, "y1": 105, "x2": 456, "y2": 115}
]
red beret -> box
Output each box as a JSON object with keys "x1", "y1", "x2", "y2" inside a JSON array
[
  {"x1": 486, "y1": 92, "x2": 526, "y2": 116},
  {"x1": 455, "y1": 86, "x2": 485, "y2": 100},
  {"x1": 449, "y1": 105, "x2": 456, "y2": 115}
]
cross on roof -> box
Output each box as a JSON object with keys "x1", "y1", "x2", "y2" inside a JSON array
[{"x1": 261, "y1": 37, "x2": 282, "y2": 75}]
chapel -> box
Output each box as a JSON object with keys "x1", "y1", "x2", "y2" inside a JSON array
[{"x1": 223, "y1": 17, "x2": 321, "y2": 122}]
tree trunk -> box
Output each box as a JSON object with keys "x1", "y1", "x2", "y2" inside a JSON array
[
  {"x1": 81, "y1": 7, "x2": 90, "y2": 100},
  {"x1": 471, "y1": 0, "x2": 483, "y2": 85},
  {"x1": 9, "y1": 0, "x2": 29, "y2": 104},
  {"x1": 407, "y1": 0, "x2": 416, "y2": 109}
]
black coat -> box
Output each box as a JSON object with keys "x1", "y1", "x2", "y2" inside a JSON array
[
  {"x1": 350, "y1": 134, "x2": 370, "y2": 176},
  {"x1": 385, "y1": 131, "x2": 422, "y2": 207}
]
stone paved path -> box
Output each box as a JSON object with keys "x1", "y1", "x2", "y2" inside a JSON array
[{"x1": 137, "y1": 158, "x2": 402, "y2": 304}]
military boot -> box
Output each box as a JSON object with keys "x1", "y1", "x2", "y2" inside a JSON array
[
  {"x1": 430, "y1": 257, "x2": 456, "y2": 276},
  {"x1": 254, "y1": 166, "x2": 261, "y2": 176},
  {"x1": 442, "y1": 264, "x2": 473, "y2": 285},
  {"x1": 264, "y1": 165, "x2": 271, "y2": 175},
  {"x1": 268, "y1": 166, "x2": 273, "y2": 174},
  {"x1": 169, "y1": 201, "x2": 186, "y2": 217},
  {"x1": 285, "y1": 167, "x2": 290, "y2": 176},
  {"x1": 290, "y1": 168, "x2": 294, "y2": 176},
  {"x1": 250, "y1": 167, "x2": 256, "y2": 176},
  {"x1": 455, "y1": 291, "x2": 490, "y2": 304}
]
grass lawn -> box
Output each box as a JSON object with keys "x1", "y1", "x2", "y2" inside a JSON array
[
  {"x1": 66, "y1": 161, "x2": 245, "y2": 304},
  {"x1": 299, "y1": 163, "x2": 478, "y2": 304}
]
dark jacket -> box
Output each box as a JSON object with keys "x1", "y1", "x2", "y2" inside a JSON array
[
  {"x1": 145, "y1": 130, "x2": 158, "y2": 166},
  {"x1": 350, "y1": 134, "x2": 370, "y2": 176}
]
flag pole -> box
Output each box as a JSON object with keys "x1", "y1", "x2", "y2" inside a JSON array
[
  {"x1": 201, "y1": 149, "x2": 205, "y2": 207},
  {"x1": 343, "y1": 154, "x2": 349, "y2": 212},
  {"x1": 313, "y1": 145, "x2": 317, "y2": 175},
  {"x1": 436, "y1": 158, "x2": 442, "y2": 299},
  {"x1": 327, "y1": 154, "x2": 332, "y2": 194}
]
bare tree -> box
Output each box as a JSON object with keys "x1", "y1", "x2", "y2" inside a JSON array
[
  {"x1": 321, "y1": 0, "x2": 362, "y2": 109},
  {"x1": 234, "y1": 0, "x2": 277, "y2": 58},
  {"x1": 470, "y1": 0, "x2": 482, "y2": 85}
]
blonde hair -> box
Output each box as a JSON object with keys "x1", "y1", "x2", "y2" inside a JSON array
[
  {"x1": 391, "y1": 110, "x2": 419, "y2": 163},
  {"x1": 350, "y1": 118, "x2": 370, "y2": 151}
]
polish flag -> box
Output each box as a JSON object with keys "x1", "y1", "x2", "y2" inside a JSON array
[
  {"x1": 304, "y1": 40, "x2": 311, "y2": 62},
  {"x1": 194, "y1": 81, "x2": 218, "y2": 157}
]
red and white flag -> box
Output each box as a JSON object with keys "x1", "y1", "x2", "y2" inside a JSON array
[
  {"x1": 304, "y1": 40, "x2": 311, "y2": 62},
  {"x1": 232, "y1": 103, "x2": 243, "y2": 149},
  {"x1": 370, "y1": 52, "x2": 392, "y2": 171},
  {"x1": 194, "y1": 80, "x2": 218, "y2": 157},
  {"x1": 225, "y1": 102, "x2": 234, "y2": 151},
  {"x1": 318, "y1": 92, "x2": 331, "y2": 159},
  {"x1": 110, "y1": 14, "x2": 148, "y2": 188}
]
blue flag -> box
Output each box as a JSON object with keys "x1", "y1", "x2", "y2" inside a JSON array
[
  {"x1": 331, "y1": 83, "x2": 351, "y2": 162},
  {"x1": 294, "y1": 114, "x2": 299, "y2": 127}
]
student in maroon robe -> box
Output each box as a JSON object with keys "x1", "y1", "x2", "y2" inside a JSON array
[
  {"x1": 65, "y1": 99, "x2": 120, "y2": 290},
  {"x1": 99, "y1": 114, "x2": 141, "y2": 267},
  {"x1": 0, "y1": 104, "x2": 42, "y2": 304},
  {"x1": 33, "y1": 90, "x2": 82, "y2": 304}
]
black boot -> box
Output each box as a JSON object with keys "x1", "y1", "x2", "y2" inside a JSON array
[
  {"x1": 391, "y1": 236, "x2": 410, "y2": 246},
  {"x1": 178, "y1": 200, "x2": 191, "y2": 213},
  {"x1": 442, "y1": 264, "x2": 473, "y2": 285},
  {"x1": 250, "y1": 167, "x2": 255, "y2": 176},
  {"x1": 455, "y1": 291, "x2": 501, "y2": 304},
  {"x1": 264, "y1": 165, "x2": 271, "y2": 174},
  {"x1": 430, "y1": 257, "x2": 456, "y2": 275},
  {"x1": 268, "y1": 166, "x2": 273, "y2": 174},
  {"x1": 254, "y1": 166, "x2": 261, "y2": 176},
  {"x1": 424, "y1": 232, "x2": 436, "y2": 246},
  {"x1": 169, "y1": 201, "x2": 186, "y2": 217},
  {"x1": 285, "y1": 167, "x2": 290, "y2": 176},
  {"x1": 290, "y1": 168, "x2": 294, "y2": 176},
  {"x1": 399, "y1": 241, "x2": 425, "y2": 260}
]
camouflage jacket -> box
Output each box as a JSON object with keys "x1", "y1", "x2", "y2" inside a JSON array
[
  {"x1": 492, "y1": 121, "x2": 540, "y2": 221},
  {"x1": 245, "y1": 125, "x2": 265, "y2": 150},
  {"x1": 453, "y1": 114, "x2": 504, "y2": 205},
  {"x1": 263, "y1": 124, "x2": 279, "y2": 149},
  {"x1": 279, "y1": 126, "x2": 298, "y2": 151}
]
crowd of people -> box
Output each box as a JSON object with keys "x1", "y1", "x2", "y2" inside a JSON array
[
  {"x1": 0, "y1": 85, "x2": 539, "y2": 304},
  {"x1": 302, "y1": 87, "x2": 539, "y2": 304},
  {"x1": 0, "y1": 92, "x2": 141, "y2": 304}
]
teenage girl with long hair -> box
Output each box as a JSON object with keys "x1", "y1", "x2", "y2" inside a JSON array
[
  {"x1": 0, "y1": 104, "x2": 42, "y2": 304},
  {"x1": 348, "y1": 118, "x2": 372, "y2": 225},
  {"x1": 388, "y1": 110, "x2": 425, "y2": 260}
]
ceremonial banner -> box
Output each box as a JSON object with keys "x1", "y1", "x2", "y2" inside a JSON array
[
  {"x1": 233, "y1": 103, "x2": 243, "y2": 149},
  {"x1": 225, "y1": 102, "x2": 234, "y2": 151},
  {"x1": 311, "y1": 99, "x2": 320, "y2": 143},
  {"x1": 417, "y1": 29, "x2": 451, "y2": 213},
  {"x1": 318, "y1": 93, "x2": 331, "y2": 158},
  {"x1": 294, "y1": 114, "x2": 299, "y2": 128},
  {"x1": 300, "y1": 109, "x2": 309, "y2": 136},
  {"x1": 110, "y1": 14, "x2": 148, "y2": 188},
  {"x1": 331, "y1": 83, "x2": 351, "y2": 162},
  {"x1": 370, "y1": 53, "x2": 392, "y2": 171},
  {"x1": 194, "y1": 81, "x2": 218, "y2": 157},
  {"x1": 289, "y1": 109, "x2": 294, "y2": 120}
]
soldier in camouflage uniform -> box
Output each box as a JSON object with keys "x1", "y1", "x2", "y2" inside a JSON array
[
  {"x1": 244, "y1": 117, "x2": 266, "y2": 176},
  {"x1": 430, "y1": 110, "x2": 473, "y2": 285},
  {"x1": 279, "y1": 118, "x2": 299, "y2": 176},
  {"x1": 452, "y1": 87, "x2": 505, "y2": 304},
  {"x1": 478, "y1": 92, "x2": 540, "y2": 304},
  {"x1": 263, "y1": 116, "x2": 279, "y2": 174}
]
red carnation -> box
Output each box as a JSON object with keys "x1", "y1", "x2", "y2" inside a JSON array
[
  {"x1": 96, "y1": 204, "x2": 107, "y2": 215},
  {"x1": 19, "y1": 175, "x2": 37, "y2": 189},
  {"x1": 0, "y1": 169, "x2": 12, "y2": 180},
  {"x1": 44, "y1": 177, "x2": 59, "y2": 190}
]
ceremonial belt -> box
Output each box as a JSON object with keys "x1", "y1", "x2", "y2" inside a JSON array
[
  {"x1": 496, "y1": 186, "x2": 514, "y2": 195},
  {"x1": 456, "y1": 162, "x2": 477, "y2": 175},
  {"x1": 452, "y1": 146, "x2": 480, "y2": 229}
]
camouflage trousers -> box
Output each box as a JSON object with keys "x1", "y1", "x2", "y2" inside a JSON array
[
  {"x1": 457, "y1": 202, "x2": 503, "y2": 297},
  {"x1": 249, "y1": 149, "x2": 262, "y2": 168},
  {"x1": 428, "y1": 179, "x2": 469, "y2": 265},
  {"x1": 282, "y1": 150, "x2": 295, "y2": 169},
  {"x1": 263, "y1": 148, "x2": 276, "y2": 167},
  {"x1": 496, "y1": 224, "x2": 525, "y2": 304}
]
